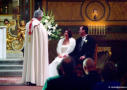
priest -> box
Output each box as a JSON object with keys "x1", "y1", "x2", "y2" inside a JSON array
[{"x1": 22, "y1": 9, "x2": 49, "y2": 86}]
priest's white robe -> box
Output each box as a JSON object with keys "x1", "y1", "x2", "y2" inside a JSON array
[{"x1": 22, "y1": 18, "x2": 49, "y2": 86}]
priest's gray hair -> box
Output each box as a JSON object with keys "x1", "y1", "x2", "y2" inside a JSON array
[{"x1": 33, "y1": 9, "x2": 43, "y2": 18}]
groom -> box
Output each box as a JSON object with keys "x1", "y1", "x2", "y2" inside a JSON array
[{"x1": 69, "y1": 26, "x2": 96, "y2": 64}]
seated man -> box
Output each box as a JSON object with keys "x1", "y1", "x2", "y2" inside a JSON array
[
  {"x1": 81, "y1": 58, "x2": 101, "y2": 90},
  {"x1": 69, "y1": 26, "x2": 96, "y2": 65},
  {"x1": 43, "y1": 56, "x2": 86, "y2": 90}
]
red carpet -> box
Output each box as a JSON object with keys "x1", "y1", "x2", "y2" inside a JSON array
[
  {"x1": 0, "y1": 86, "x2": 42, "y2": 90},
  {"x1": 0, "y1": 77, "x2": 43, "y2": 90},
  {"x1": 0, "y1": 77, "x2": 22, "y2": 85}
]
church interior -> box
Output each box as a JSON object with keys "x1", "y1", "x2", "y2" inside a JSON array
[{"x1": 0, "y1": 0, "x2": 127, "y2": 89}]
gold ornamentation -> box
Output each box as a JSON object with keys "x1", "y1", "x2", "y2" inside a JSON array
[
  {"x1": 97, "y1": 47, "x2": 112, "y2": 56},
  {"x1": 12, "y1": 39, "x2": 24, "y2": 50},
  {"x1": 17, "y1": 20, "x2": 25, "y2": 42},
  {"x1": 6, "y1": 18, "x2": 25, "y2": 50},
  {"x1": 8, "y1": 20, "x2": 17, "y2": 37}
]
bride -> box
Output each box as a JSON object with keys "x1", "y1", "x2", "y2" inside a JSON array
[{"x1": 49, "y1": 29, "x2": 76, "y2": 77}]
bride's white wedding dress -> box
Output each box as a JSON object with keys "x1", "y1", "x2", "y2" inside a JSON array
[{"x1": 49, "y1": 37, "x2": 76, "y2": 77}]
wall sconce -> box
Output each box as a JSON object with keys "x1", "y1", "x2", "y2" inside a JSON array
[{"x1": 93, "y1": 9, "x2": 98, "y2": 20}]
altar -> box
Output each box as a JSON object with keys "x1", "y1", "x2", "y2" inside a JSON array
[
  {"x1": 0, "y1": 26, "x2": 6, "y2": 59},
  {"x1": 0, "y1": 16, "x2": 25, "y2": 60},
  {"x1": 0, "y1": 26, "x2": 23, "y2": 60}
]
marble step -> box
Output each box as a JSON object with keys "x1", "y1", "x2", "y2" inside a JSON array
[
  {"x1": 0, "y1": 59, "x2": 23, "y2": 77},
  {"x1": 0, "y1": 70, "x2": 22, "y2": 77},
  {"x1": 0, "y1": 65, "x2": 23, "y2": 70},
  {"x1": 0, "y1": 60, "x2": 23, "y2": 65}
]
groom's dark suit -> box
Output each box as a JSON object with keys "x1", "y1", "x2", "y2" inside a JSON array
[{"x1": 69, "y1": 35, "x2": 96, "y2": 64}]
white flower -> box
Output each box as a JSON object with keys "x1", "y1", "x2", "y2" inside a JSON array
[
  {"x1": 46, "y1": 16, "x2": 50, "y2": 19},
  {"x1": 48, "y1": 25, "x2": 52, "y2": 29},
  {"x1": 41, "y1": 9, "x2": 61, "y2": 40},
  {"x1": 47, "y1": 31, "x2": 52, "y2": 35},
  {"x1": 44, "y1": 20, "x2": 48, "y2": 23},
  {"x1": 84, "y1": 39, "x2": 88, "y2": 43},
  {"x1": 52, "y1": 26, "x2": 56, "y2": 30}
]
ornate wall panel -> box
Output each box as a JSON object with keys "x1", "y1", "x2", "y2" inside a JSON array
[
  {"x1": 106, "y1": 2, "x2": 127, "y2": 21},
  {"x1": 42, "y1": 0, "x2": 127, "y2": 25},
  {"x1": 47, "y1": 2, "x2": 84, "y2": 22}
]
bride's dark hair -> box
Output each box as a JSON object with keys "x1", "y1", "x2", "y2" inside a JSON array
[{"x1": 66, "y1": 29, "x2": 72, "y2": 38}]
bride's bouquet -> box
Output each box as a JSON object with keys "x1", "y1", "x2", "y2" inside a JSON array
[{"x1": 41, "y1": 9, "x2": 61, "y2": 40}]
